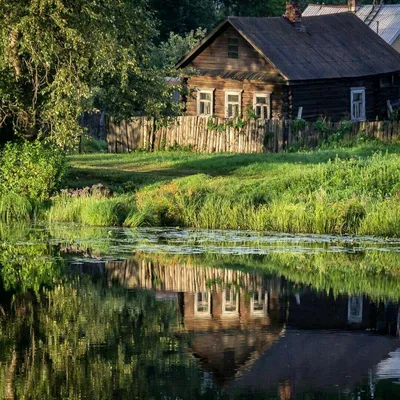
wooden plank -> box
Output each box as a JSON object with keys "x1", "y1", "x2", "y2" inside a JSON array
[{"x1": 277, "y1": 120, "x2": 284, "y2": 152}]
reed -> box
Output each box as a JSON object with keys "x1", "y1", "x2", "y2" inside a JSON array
[{"x1": 0, "y1": 193, "x2": 33, "y2": 222}]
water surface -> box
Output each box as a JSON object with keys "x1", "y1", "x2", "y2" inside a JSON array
[{"x1": 0, "y1": 224, "x2": 400, "y2": 399}]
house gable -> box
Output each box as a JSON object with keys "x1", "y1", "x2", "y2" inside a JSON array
[{"x1": 186, "y1": 25, "x2": 282, "y2": 77}]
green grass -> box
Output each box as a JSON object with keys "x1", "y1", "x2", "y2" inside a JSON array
[
  {"x1": 62, "y1": 144, "x2": 400, "y2": 235},
  {"x1": 66, "y1": 143, "x2": 400, "y2": 192},
  {"x1": 48, "y1": 194, "x2": 132, "y2": 227},
  {"x1": 0, "y1": 193, "x2": 33, "y2": 223},
  {"x1": 4, "y1": 142, "x2": 400, "y2": 235}
]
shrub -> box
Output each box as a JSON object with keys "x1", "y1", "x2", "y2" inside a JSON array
[
  {"x1": 80, "y1": 135, "x2": 108, "y2": 153},
  {"x1": 0, "y1": 140, "x2": 67, "y2": 201}
]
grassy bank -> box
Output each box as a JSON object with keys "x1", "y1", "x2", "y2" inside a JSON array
[{"x1": 3, "y1": 142, "x2": 400, "y2": 236}]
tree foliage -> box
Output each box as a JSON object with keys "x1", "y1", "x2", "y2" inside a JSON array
[
  {"x1": 0, "y1": 0, "x2": 177, "y2": 146},
  {"x1": 0, "y1": 141, "x2": 66, "y2": 200},
  {"x1": 152, "y1": 28, "x2": 207, "y2": 69},
  {"x1": 151, "y1": 0, "x2": 287, "y2": 43}
]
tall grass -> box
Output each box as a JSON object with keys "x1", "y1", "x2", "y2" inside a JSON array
[
  {"x1": 48, "y1": 189, "x2": 132, "y2": 227},
  {"x1": 6, "y1": 149, "x2": 392, "y2": 236},
  {"x1": 123, "y1": 152, "x2": 400, "y2": 236},
  {"x1": 0, "y1": 193, "x2": 33, "y2": 222}
]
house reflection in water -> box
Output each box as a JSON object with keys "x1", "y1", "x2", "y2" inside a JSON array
[
  {"x1": 71, "y1": 257, "x2": 400, "y2": 397},
  {"x1": 103, "y1": 257, "x2": 287, "y2": 383}
]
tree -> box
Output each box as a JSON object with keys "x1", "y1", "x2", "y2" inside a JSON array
[
  {"x1": 152, "y1": 28, "x2": 207, "y2": 69},
  {"x1": 0, "y1": 0, "x2": 175, "y2": 147},
  {"x1": 150, "y1": 0, "x2": 217, "y2": 43},
  {"x1": 218, "y1": 0, "x2": 286, "y2": 18}
]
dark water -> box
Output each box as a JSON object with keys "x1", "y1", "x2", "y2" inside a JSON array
[{"x1": 1, "y1": 224, "x2": 400, "y2": 399}]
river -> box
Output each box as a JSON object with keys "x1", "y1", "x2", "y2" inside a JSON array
[{"x1": 0, "y1": 223, "x2": 399, "y2": 399}]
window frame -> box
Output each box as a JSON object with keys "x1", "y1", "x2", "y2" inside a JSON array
[
  {"x1": 224, "y1": 90, "x2": 242, "y2": 118},
  {"x1": 222, "y1": 288, "x2": 239, "y2": 317},
  {"x1": 253, "y1": 92, "x2": 271, "y2": 120},
  {"x1": 350, "y1": 87, "x2": 366, "y2": 122},
  {"x1": 228, "y1": 37, "x2": 239, "y2": 59},
  {"x1": 196, "y1": 88, "x2": 214, "y2": 116}
]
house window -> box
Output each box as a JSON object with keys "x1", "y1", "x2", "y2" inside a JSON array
[
  {"x1": 225, "y1": 90, "x2": 242, "y2": 118},
  {"x1": 197, "y1": 89, "x2": 214, "y2": 116},
  {"x1": 195, "y1": 292, "x2": 211, "y2": 316},
  {"x1": 251, "y1": 290, "x2": 267, "y2": 317},
  {"x1": 350, "y1": 88, "x2": 366, "y2": 122},
  {"x1": 253, "y1": 93, "x2": 271, "y2": 119},
  {"x1": 228, "y1": 38, "x2": 239, "y2": 59},
  {"x1": 222, "y1": 289, "x2": 239, "y2": 316}
]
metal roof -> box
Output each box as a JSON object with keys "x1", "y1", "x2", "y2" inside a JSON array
[{"x1": 303, "y1": 4, "x2": 400, "y2": 44}]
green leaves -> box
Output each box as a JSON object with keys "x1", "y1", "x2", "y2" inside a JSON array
[
  {"x1": 0, "y1": 140, "x2": 67, "y2": 201},
  {"x1": 0, "y1": 0, "x2": 161, "y2": 146}
]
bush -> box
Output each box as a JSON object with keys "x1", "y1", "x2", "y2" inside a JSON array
[
  {"x1": 80, "y1": 135, "x2": 108, "y2": 153},
  {"x1": 0, "y1": 140, "x2": 67, "y2": 201}
]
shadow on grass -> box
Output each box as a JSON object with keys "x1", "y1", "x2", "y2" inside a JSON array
[{"x1": 66, "y1": 143, "x2": 400, "y2": 192}]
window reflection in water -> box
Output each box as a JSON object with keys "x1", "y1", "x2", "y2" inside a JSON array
[
  {"x1": 222, "y1": 289, "x2": 239, "y2": 316},
  {"x1": 251, "y1": 290, "x2": 267, "y2": 317},
  {"x1": 195, "y1": 292, "x2": 211, "y2": 316},
  {"x1": 348, "y1": 295, "x2": 363, "y2": 324}
]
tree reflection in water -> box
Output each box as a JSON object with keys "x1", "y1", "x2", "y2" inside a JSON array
[{"x1": 1, "y1": 225, "x2": 400, "y2": 399}]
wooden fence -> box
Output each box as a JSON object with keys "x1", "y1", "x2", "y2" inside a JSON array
[{"x1": 106, "y1": 116, "x2": 400, "y2": 154}]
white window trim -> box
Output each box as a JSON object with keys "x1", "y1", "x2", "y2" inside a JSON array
[
  {"x1": 196, "y1": 88, "x2": 214, "y2": 117},
  {"x1": 222, "y1": 289, "x2": 239, "y2": 317},
  {"x1": 250, "y1": 290, "x2": 268, "y2": 317},
  {"x1": 253, "y1": 92, "x2": 271, "y2": 120},
  {"x1": 350, "y1": 87, "x2": 366, "y2": 122},
  {"x1": 224, "y1": 89, "x2": 242, "y2": 118},
  {"x1": 194, "y1": 292, "x2": 211, "y2": 317}
]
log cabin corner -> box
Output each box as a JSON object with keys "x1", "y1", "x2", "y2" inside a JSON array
[{"x1": 176, "y1": 2, "x2": 400, "y2": 122}]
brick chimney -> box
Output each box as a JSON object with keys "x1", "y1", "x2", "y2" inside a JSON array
[
  {"x1": 284, "y1": 1, "x2": 306, "y2": 32},
  {"x1": 348, "y1": 0, "x2": 361, "y2": 12}
]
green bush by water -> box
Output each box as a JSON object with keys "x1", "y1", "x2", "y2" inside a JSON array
[
  {"x1": 0, "y1": 140, "x2": 67, "y2": 221},
  {"x1": 0, "y1": 140, "x2": 67, "y2": 200}
]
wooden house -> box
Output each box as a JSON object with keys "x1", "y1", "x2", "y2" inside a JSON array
[{"x1": 176, "y1": 3, "x2": 400, "y2": 122}]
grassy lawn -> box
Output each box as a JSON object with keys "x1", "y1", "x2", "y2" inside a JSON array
[
  {"x1": 67, "y1": 142, "x2": 400, "y2": 192},
  {"x1": 45, "y1": 142, "x2": 400, "y2": 236}
]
